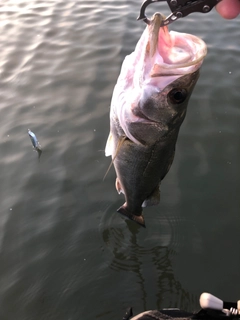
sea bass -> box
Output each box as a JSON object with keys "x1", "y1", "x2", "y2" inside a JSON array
[{"x1": 105, "y1": 13, "x2": 207, "y2": 227}]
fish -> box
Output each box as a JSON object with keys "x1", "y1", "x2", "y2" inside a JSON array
[
  {"x1": 105, "y1": 13, "x2": 207, "y2": 227},
  {"x1": 28, "y1": 129, "x2": 42, "y2": 159}
]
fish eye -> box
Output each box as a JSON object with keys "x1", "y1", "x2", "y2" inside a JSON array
[{"x1": 169, "y1": 88, "x2": 188, "y2": 104}]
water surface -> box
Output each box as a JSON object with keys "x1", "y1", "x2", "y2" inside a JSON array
[{"x1": 0, "y1": 1, "x2": 240, "y2": 319}]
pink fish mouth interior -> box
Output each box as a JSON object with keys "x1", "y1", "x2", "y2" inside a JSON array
[{"x1": 150, "y1": 24, "x2": 207, "y2": 76}]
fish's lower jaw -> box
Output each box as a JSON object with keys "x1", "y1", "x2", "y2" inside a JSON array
[{"x1": 117, "y1": 204, "x2": 146, "y2": 228}]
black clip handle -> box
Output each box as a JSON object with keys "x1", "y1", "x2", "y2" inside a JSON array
[{"x1": 137, "y1": 0, "x2": 222, "y2": 25}]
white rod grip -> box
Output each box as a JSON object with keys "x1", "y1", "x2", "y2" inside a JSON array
[
  {"x1": 237, "y1": 300, "x2": 240, "y2": 312},
  {"x1": 200, "y1": 293, "x2": 223, "y2": 310}
]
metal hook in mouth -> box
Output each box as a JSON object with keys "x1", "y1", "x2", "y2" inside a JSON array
[{"x1": 137, "y1": 0, "x2": 162, "y2": 24}]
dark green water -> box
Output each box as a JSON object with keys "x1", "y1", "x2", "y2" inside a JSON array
[{"x1": 0, "y1": 1, "x2": 240, "y2": 319}]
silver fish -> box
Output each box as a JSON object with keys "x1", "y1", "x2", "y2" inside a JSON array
[
  {"x1": 105, "y1": 13, "x2": 207, "y2": 227},
  {"x1": 28, "y1": 129, "x2": 42, "y2": 159}
]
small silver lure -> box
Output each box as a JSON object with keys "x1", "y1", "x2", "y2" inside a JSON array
[{"x1": 28, "y1": 129, "x2": 42, "y2": 159}]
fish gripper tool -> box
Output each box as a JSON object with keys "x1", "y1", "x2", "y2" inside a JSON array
[{"x1": 137, "y1": 0, "x2": 222, "y2": 25}]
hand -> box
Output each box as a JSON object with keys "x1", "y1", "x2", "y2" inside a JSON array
[{"x1": 216, "y1": 0, "x2": 240, "y2": 19}]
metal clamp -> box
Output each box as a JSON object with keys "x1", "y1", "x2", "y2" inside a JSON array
[{"x1": 137, "y1": 0, "x2": 222, "y2": 25}]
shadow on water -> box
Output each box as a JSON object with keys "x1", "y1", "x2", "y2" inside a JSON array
[{"x1": 99, "y1": 204, "x2": 196, "y2": 312}]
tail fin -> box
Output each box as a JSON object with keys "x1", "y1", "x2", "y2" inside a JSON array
[{"x1": 117, "y1": 205, "x2": 146, "y2": 228}]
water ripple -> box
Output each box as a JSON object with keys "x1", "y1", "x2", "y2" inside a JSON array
[{"x1": 0, "y1": 0, "x2": 240, "y2": 319}]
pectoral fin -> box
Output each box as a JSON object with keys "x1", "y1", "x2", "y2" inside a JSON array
[{"x1": 104, "y1": 136, "x2": 127, "y2": 180}]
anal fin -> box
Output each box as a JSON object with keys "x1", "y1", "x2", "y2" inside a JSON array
[
  {"x1": 142, "y1": 186, "x2": 160, "y2": 207},
  {"x1": 115, "y1": 177, "x2": 124, "y2": 194}
]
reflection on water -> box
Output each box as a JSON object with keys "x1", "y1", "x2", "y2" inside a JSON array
[
  {"x1": 1, "y1": 0, "x2": 240, "y2": 319},
  {"x1": 100, "y1": 205, "x2": 197, "y2": 311}
]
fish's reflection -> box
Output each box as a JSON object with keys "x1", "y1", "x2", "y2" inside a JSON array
[{"x1": 100, "y1": 205, "x2": 195, "y2": 311}]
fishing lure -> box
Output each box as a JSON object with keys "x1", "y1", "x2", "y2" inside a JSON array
[{"x1": 28, "y1": 129, "x2": 42, "y2": 159}]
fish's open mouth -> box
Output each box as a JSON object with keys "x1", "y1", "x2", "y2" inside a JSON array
[{"x1": 147, "y1": 13, "x2": 207, "y2": 76}]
